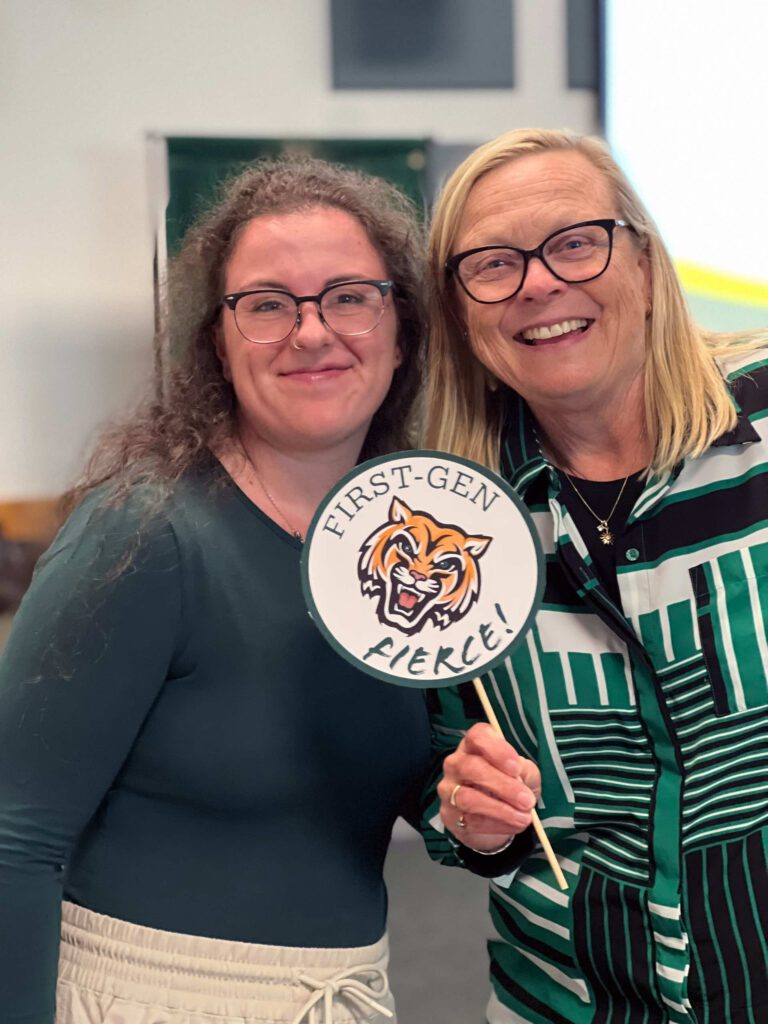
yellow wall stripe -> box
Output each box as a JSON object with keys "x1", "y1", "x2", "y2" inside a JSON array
[{"x1": 675, "y1": 261, "x2": 768, "y2": 308}]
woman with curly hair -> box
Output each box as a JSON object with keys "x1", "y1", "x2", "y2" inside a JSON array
[{"x1": 0, "y1": 156, "x2": 429, "y2": 1024}]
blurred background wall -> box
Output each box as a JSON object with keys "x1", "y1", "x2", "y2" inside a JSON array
[
  {"x1": 1, "y1": 0, "x2": 597, "y2": 508},
  {"x1": 5, "y1": 0, "x2": 768, "y2": 527}
]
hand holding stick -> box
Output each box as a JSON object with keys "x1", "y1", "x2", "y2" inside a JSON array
[{"x1": 472, "y1": 678, "x2": 568, "y2": 890}]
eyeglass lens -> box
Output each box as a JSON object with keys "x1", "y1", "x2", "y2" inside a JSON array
[
  {"x1": 458, "y1": 222, "x2": 614, "y2": 303},
  {"x1": 233, "y1": 282, "x2": 385, "y2": 344}
]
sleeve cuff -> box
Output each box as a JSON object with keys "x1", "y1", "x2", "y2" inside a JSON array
[{"x1": 448, "y1": 826, "x2": 536, "y2": 878}]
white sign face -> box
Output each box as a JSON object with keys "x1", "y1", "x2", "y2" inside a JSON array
[{"x1": 302, "y1": 451, "x2": 543, "y2": 688}]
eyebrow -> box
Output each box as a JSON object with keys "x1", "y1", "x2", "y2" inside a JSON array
[
  {"x1": 230, "y1": 273, "x2": 379, "y2": 293},
  {"x1": 468, "y1": 216, "x2": 615, "y2": 249}
]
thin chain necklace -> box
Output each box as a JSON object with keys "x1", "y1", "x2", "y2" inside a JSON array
[
  {"x1": 245, "y1": 453, "x2": 304, "y2": 542},
  {"x1": 563, "y1": 472, "x2": 630, "y2": 546}
]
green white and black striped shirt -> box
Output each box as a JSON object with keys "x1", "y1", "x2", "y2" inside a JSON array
[{"x1": 423, "y1": 349, "x2": 768, "y2": 1024}]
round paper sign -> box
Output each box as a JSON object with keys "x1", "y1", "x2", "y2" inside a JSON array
[{"x1": 302, "y1": 450, "x2": 543, "y2": 688}]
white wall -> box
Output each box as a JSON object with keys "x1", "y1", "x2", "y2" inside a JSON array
[{"x1": 1, "y1": 0, "x2": 597, "y2": 499}]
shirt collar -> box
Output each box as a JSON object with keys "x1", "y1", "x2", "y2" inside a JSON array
[
  {"x1": 711, "y1": 373, "x2": 761, "y2": 446},
  {"x1": 499, "y1": 378, "x2": 760, "y2": 500},
  {"x1": 710, "y1": 411, "x2": 760, "y2": 447},
  {"x1": 499, "y1": 389, "x2": 549, "y2": 495}
]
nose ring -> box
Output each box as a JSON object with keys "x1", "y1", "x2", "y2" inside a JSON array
[{"x1": 291, "y1": 337, "x2": 304, "y2": 351}]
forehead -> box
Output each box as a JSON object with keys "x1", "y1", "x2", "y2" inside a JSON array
[
  {"x1": 233, "y1": 206, "x2": 374, "y2": 253},
  {"x1": 455, "y1": 150, "x2": 616, "y2": 250},
  {"x1": 226, "y1": 206, "x2": 385, "y2": 282}
]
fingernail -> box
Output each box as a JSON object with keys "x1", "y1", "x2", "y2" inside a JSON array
[{"x1": 517, "y1": 791, "x2": 536, "y2": 811}]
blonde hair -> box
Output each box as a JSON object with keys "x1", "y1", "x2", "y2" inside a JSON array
[{"x1": 425, "y1": 127, "x2": 762, "y2": 475}]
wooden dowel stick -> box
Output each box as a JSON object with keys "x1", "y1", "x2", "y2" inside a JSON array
[{"x1": 472, "y1": 677, "x2": 568, "y2": 891}]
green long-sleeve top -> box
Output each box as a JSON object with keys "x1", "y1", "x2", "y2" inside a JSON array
[{"x1": 0, "y1": 459, "x2": 430, "y2": 1023}]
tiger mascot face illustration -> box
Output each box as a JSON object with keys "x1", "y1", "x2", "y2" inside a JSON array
[{"x1": 357, "y1": 497, "x2": 492, "y2": 635}]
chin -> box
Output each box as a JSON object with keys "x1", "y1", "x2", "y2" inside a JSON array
[
  {"x1": 510, "y1": 371, "x2": 603, "y2": 407},
  {"x1": 294, "y1": 420, "x2": 371, "y2": 453}
]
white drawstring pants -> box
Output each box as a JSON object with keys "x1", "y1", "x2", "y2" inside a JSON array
[{"x1": 56, "y1": 902, "x2": 396, "y2": 1024}]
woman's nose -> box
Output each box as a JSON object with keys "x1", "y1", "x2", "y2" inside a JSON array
[
  {"x1": 518, "y1": 257, "x2": 566, "y2": 301},
  {"x1": 292, "y1": 301, "x2": 333, "y2": 347}
]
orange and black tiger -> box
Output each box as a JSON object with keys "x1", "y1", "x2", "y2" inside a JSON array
[{"x1": 357, "y1": 497, "x2": 492, "y2": 635}]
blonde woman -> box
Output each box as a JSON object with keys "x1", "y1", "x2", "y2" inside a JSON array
[{"x1": 422, "y1": 128, "x2": 768, "y2": 1023}]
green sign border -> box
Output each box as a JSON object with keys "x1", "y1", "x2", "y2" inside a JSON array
[{"x1": 301, "y1": 450, "x2": 544, "y2": 689}]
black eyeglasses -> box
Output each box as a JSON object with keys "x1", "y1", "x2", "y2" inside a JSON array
[
  {"x1": 446, "y1": 219, "x2": 635, "y2": 304},
  {"x1": 222, "y1": 279, "x2": 394, "y2": 345}
]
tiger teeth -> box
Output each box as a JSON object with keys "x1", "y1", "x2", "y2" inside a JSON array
[
  {"x1": 398, "y1": 583, "x2": 421, "y2": 597},
  {"x1": 522, "y1": 319, "x2": 588, "y2": 341}
]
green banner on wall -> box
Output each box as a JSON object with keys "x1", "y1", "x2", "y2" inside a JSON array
[{"x1": 165, "y1": 137, "x2": 429, "y2": 254}]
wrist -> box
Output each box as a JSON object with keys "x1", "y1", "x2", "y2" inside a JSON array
[{"x1": 461, "y1": 833, "x2": 516, "y2": 855}]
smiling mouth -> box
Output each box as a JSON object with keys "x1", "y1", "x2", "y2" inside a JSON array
[
  {"x1": 515, "y1": 318, "x2": 593, "y2": 346},
  {"x1": 281, "y1": 365, "x2": 351, "y2": 377}
]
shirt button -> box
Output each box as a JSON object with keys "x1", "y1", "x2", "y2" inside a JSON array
[{"x1": 626, "y1": 548, "x2": 640, "y2": 562}]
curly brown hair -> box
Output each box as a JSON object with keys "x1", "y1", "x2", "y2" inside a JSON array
[{"x1": 63, "y1": 156, "x2": 426, "y2": 515}]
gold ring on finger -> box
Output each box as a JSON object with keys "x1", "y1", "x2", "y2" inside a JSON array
[
  {"x1": 449, "y1": 783, "x2": 462, "y2": 808},
  {"x1": 456, "y1": 813, "x2": 467, "y2": 829}
]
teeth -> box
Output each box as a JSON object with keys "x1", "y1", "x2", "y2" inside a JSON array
[{"x1": 522, "y1": 319, "x2": 588, "y2": 341}]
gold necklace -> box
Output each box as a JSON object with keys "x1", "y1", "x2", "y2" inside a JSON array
[
  {"x1": 563, "y1": 472, "x2": 630, "y2": 546},
  {"x1": 245, "y1": 454, "x2": 304, "y2": 542}
]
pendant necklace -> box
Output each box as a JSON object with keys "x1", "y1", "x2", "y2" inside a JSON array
[
  {"x1": 563, "y1": 472, "x2": 630, "y2": 546},
  {"x1": 246, "y1": 456, "x2": 304, "y2": 542}
]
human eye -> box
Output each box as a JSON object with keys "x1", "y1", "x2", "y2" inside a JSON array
[
  {"x1": 547, "y1": 228, "x2": 602, "y2": 260},
  {"x1": 467, "y1": 249, "x2": 521, "y2": 280},
  {"x1": 326, "y1": 284, "x2": 371, "y2": 306},
  {"x1": 240, "y1": 292, "x2": 291, "y2": 316}
]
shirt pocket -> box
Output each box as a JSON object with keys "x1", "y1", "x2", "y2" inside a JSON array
[{"x1": 690, "y1": 543, "x2": 768, "y2": 714}]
